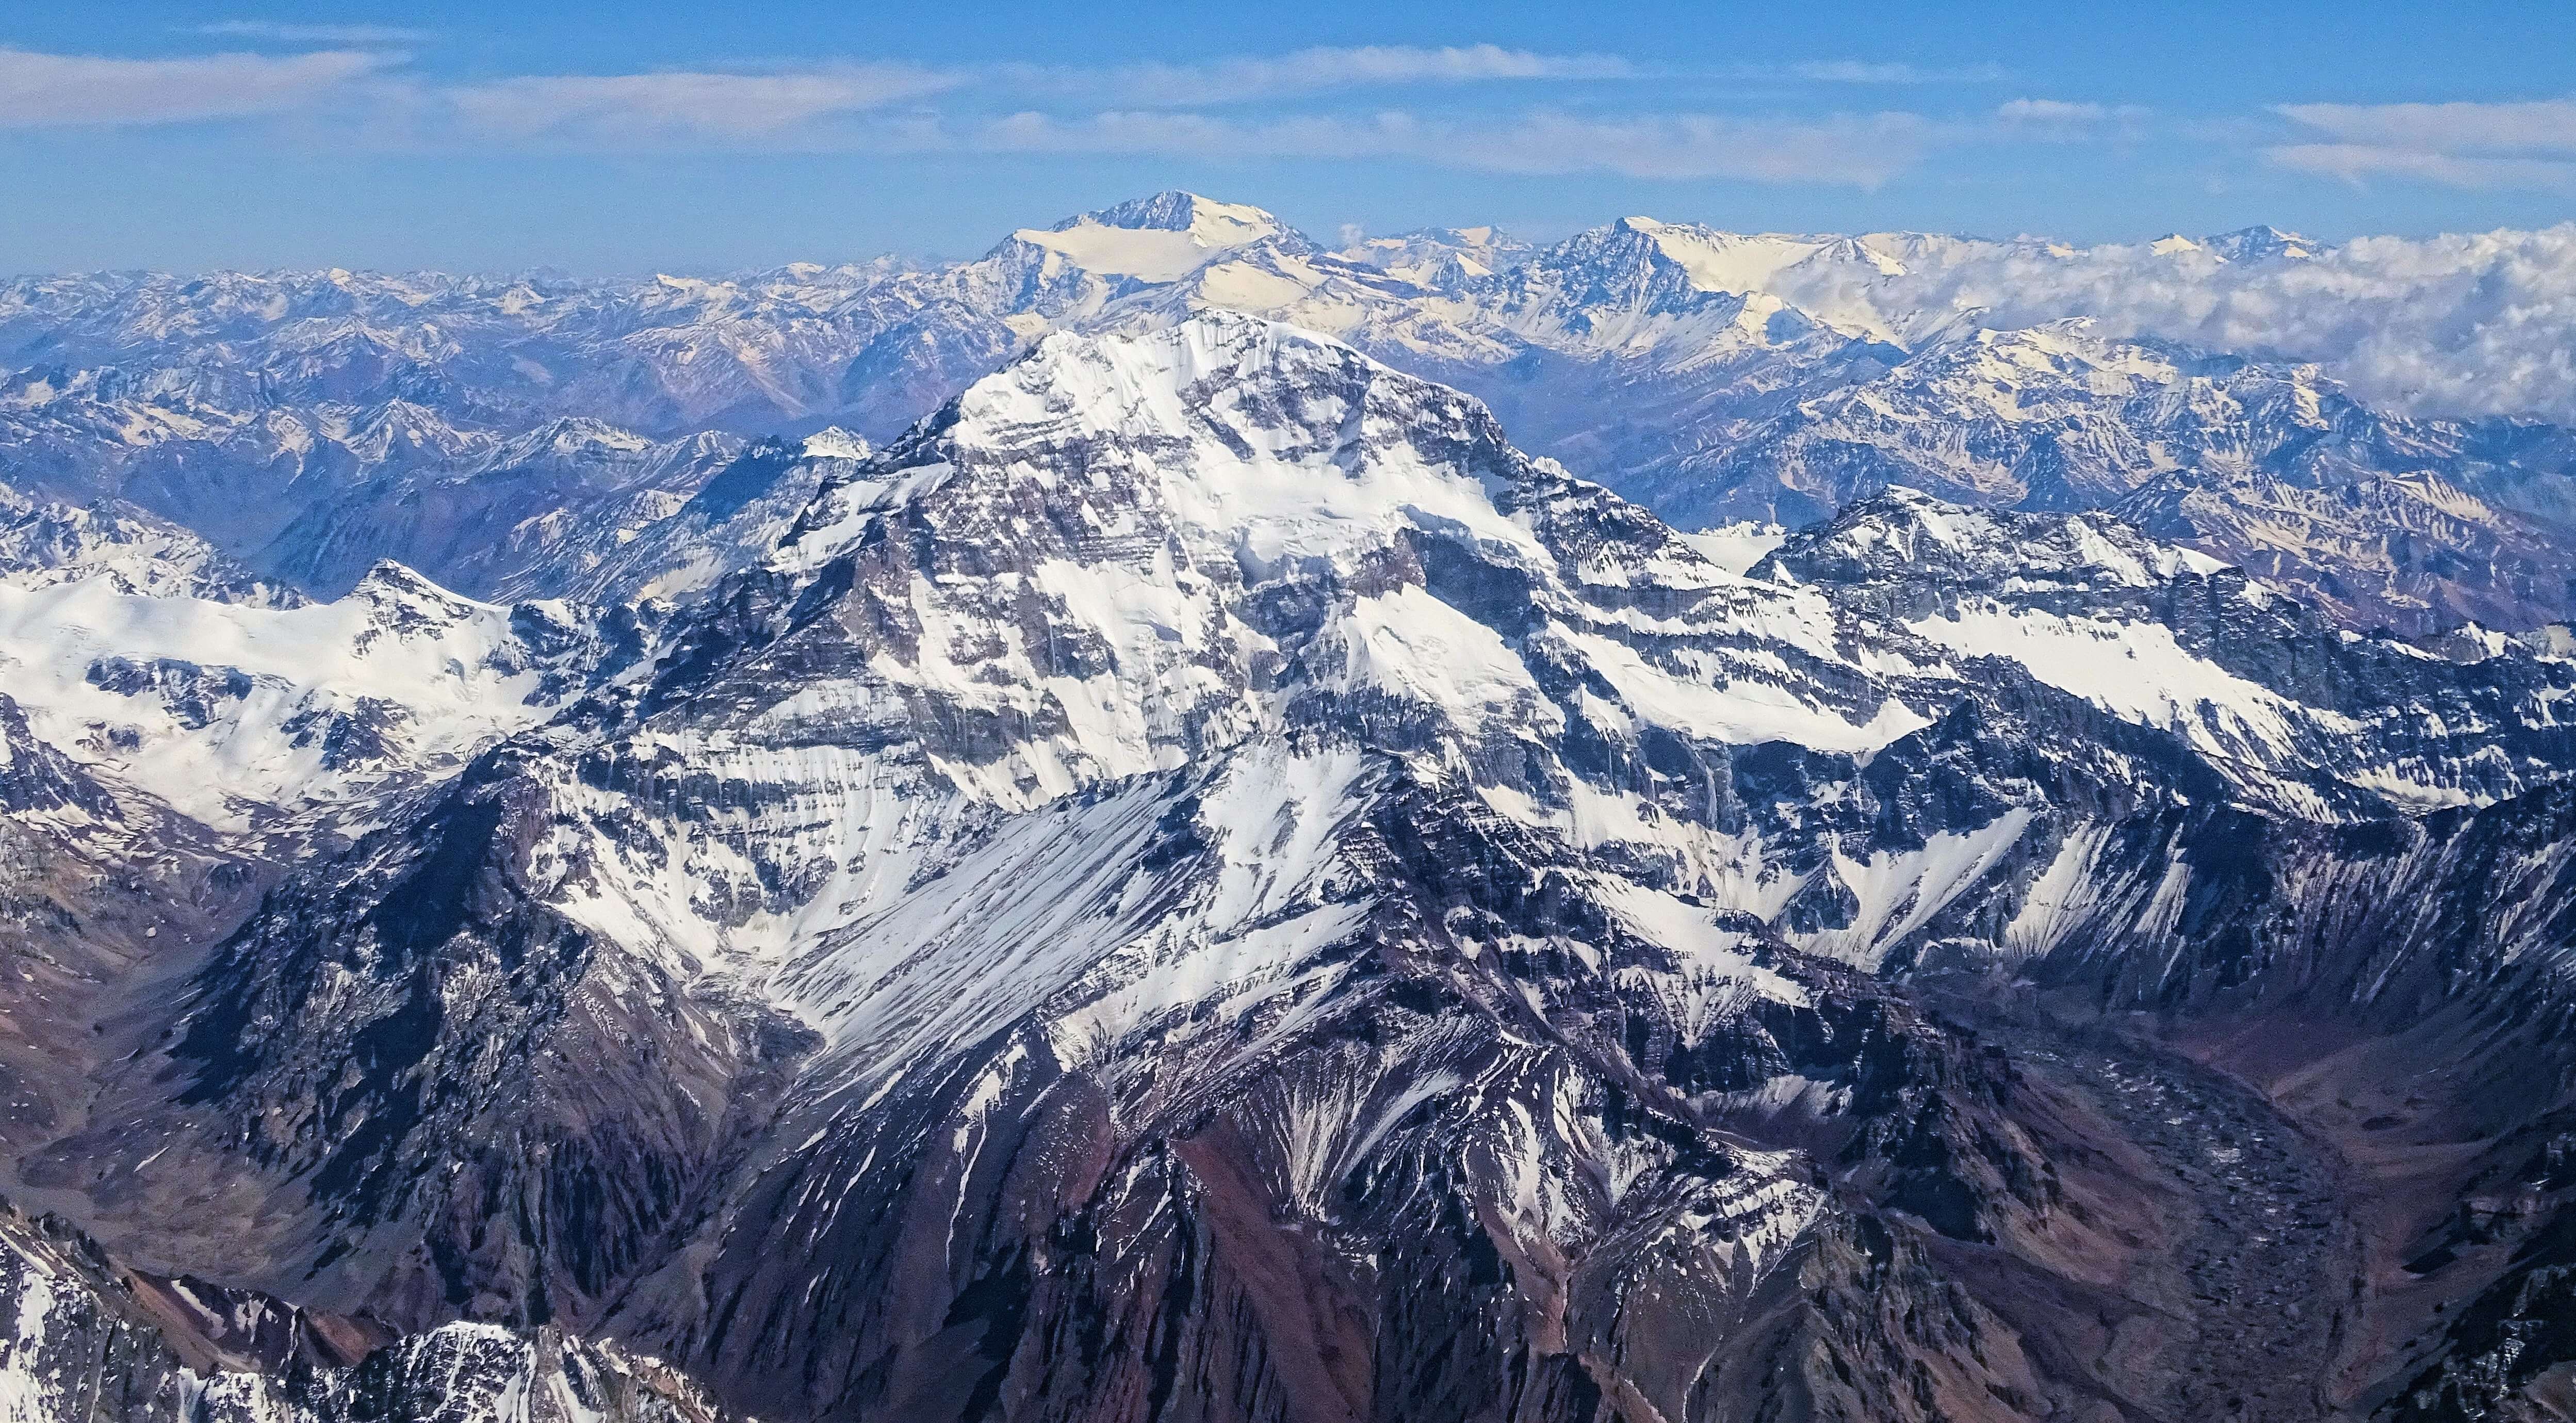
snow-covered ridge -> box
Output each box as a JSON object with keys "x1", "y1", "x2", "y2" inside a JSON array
[
  {"x1": 30, "y1": 307, "x2": 2576, "y2": 1423},
  {"x1": 0, "y1": 482, "x2": 300, "y2": 606},
  {"x1": 438, "y1": 314, "x2": 2576, "y2": 1123},
  {"x1": 1012, "y1": 190, "x2": 1292, "y2": 282},
  {"x1": 0, "y1": 560, "x2": 601, "y2": 828},
  {"x1": 7, "y1": 191, "x2": 2574, "y2": 640}
]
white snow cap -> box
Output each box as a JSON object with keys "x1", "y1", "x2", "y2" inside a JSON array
[{"x1": 1010, "y1": 191, "x2": 1291, "y2": 282}]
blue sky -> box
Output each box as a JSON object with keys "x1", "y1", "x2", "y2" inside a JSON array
[{"x1": 5, "y1": 1, "x2": 2572, "y2": 273}]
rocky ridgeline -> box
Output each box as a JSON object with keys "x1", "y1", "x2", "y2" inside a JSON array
[{"x1": 1, "y1": 315, "x2": 2574, "y2": 1419}]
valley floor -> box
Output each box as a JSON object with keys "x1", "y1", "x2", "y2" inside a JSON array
[{"x1": 1932, "y1": 983, "x2": 2374, "y2": 1421}]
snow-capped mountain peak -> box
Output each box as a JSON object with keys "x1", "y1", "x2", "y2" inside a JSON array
[
  {"x1": 1336, "y1": 224, "x2": 1532, "y2": 284},
  {"x1": 1608, "y1": 216, "x2": 1901, "y2": 296},
  {"x1": 11, "y1": 278, "x2": 2576, "y2": 1423},
  {"x1": 2202, "y1": 223, "x2": 2323, "y2": 261},
  {"x1": 1008, "y1": 190, "x2": 1301, "y2": 282}
]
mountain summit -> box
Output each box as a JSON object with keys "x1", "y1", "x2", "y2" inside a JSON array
[
  {"x1": 6, "y1": 187, "x2": 2576, "y2": 1420},
  {"x1": 1005, "y1": 190, "x2": 1303, "y2": 281},
  {"x1": 1, "y1": 314, "x2": 2572, "y2": 1419}
]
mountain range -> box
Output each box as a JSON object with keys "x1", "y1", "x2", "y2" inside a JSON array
[
  {"x1": 9, "y1": 192, "x2": 2575, "y2": 631},
  {"x1": 2, "y1": 197, "x2": 2576, "y2": 1421}
]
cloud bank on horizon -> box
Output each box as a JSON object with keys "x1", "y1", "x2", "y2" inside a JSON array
[
  {"x1": 2, "y1": 27, "x2": 2569, "y2": 198},
  {"x1": 0, "y1": 5, "x2": 2568, "y2": 294},
  {"x1": 1763, "y1": 225, "x2": 2576, "y2": 426}
]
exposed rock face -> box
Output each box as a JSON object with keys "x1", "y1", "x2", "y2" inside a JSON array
[
  {"x1": 258, "y1": 421, "x2": 747, "y2": 601},
  {"x1": 0, "y1": 1190, "x2": 730, "y2": 1422},
  {"x1": 9, "y1": 312, "x2": 2576, "y2": 1420},
  {"x1": 1641, "y1": 322, "x2": 2576, "y2": 633}
]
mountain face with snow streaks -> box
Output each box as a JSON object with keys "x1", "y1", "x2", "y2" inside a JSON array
[
  {"x1": 4, "y1": 186, "x2": 2576, "y2": 1422},
  {"x1": 1, "y1": 313, "x2": 2573, "y2": 1419}
]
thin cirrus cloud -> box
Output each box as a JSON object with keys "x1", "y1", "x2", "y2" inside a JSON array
[
  {"x1": 958, "y1": 109, "x2": 1932, "y2": 186},
  {"x1": 2000, "y1": 99, "x2": 2114, "y2": 123},
  {"x1": 0, "y1": 40, "x2": 1642, "y2": 139},
  {"x1": 0, "y1": 44, "x2": 387, "y2": 127},
  {"x1": 193, "y1": 20, "x2": 438, "y2": 45},
  {"x1": 443, "y1": 65, "x2": 966, "y2": 140},
  {"x1": 2268, "y1": 98, "x2": 2576, "y2": 192},
  {"x1": 1018, "y1": 44, "x2": 1639, "y2": 106},
  {"x1": 1780, "y1": 60, "x2": 2008, "y2": 84},
  {"x1": 0, "y1": 38, "x2": 2170, "y2": 191},
  {"x1": 420, "y1": 45, "x2": 1928, "y2": 184},
  {"x1": 443, "y1": 45, "x2": 1639, "y2": 140},
  {"x1": 1995, "y1": 98, "x2": 2153, "y2": 138}
]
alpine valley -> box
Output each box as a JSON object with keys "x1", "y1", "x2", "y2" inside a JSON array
[{"x1": 3, "y1": 194, "x2": 2576, "y2": 1423}]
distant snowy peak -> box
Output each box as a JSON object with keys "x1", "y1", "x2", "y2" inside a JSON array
[
  {"x1": 334, "y1": 398, "x2": 483, "y2": 465},
  {"x1": 1759, "y1": 485, "x2": 2240, "y2": 597},
  {"x1": 0, "y1": 557, "x2": 618, "y2": 828},
  {"x1": 2134, "y1": 224, "x2": 2324, "y2": 265},
  {"x1": 1338, "y1": 224, "x2": 1533, "y2": 284},
  {"x1": 0, "y1": 483, "x2": 301, "y2": 606},
  {"x1": 2201, "y1": 224, "x2": 2323, "y2": 262},
  {"x1": 1076, "y1": 189, "x2": 1281, "y2": 239},
  {"x1": 1486, "y1": 218, "x2": 1923, "y2": 352},
  {"x1": 797, "y1": 425, "x2": 870, "y2": 461},
  {"x1": 1008, "y1": 190, "x2": 1307, "y2": 283},
  {"x1": 483, "y1": 414, "x2": 654, "y2": 462},
  {"x1": 1614, "y1": 216, "x2": 1911, "y2": 293}
]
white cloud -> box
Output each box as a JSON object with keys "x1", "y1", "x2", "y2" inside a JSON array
[
  {"x1": 2276, "y1": 98, "x2": 2576, "y2": 153},
  {"x1": 1044, "y1": 44, "x2": 1637, "y2": 106},
  {"x1": 382, "y1": 44, "x2": 1642, "y2": 145},
  {"x1": 955, "y1": 108, "x2": 1930, "y2": 186},
  {"x1": 0, "y1": 45, "x2": 384, "y2": 127},
  {"x1": 2268, "y1": 98, "x2": 2576, "y2": 192},
  {"x1": 2269, "y1": 142, "x2": 2576, "y2": 193},
  {"x1": 443, "y1": 65, "x2": 964, "y2": 141},
  {"x1": 1999, "y1": 99, "x2": 2104, "y2": 123},
  {"x1": 1995, "y1": 98, "x2": 2153, "y2": 138},
  {"x1": 194, "y1": 21, "x2": 435, "y2": 44},
  {"x1": 1782, "y1": 60, "x2": 2007, "y2": 85},
  {"x1": 1763, "y1": 223, "x2": 2576, "y2": 423}
]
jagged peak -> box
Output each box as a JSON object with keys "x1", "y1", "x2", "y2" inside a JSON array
[
  {"x1": 1062, "y1": 190, "x2": 1281, "y2": 239},
  {"x1": 799, "y1": 426, "x2": 870, "y2": 461},
  {"x1": 778, "y1": 312, "x2": 1532, "y2": 577},
  {"x1": 1561, "y1": 218, "x2": 1885, "y2": 300},
  {"x1": 1765, "y1": 484, "x2": 2238, "y2": 590},
  {"x1": 2202, "y1": 224, "x2": 2322, "y2": 261},
  {"x1": 920, "y1": 313, "x2": 1438, "y2": 467},
  {"x1": 348, "y1": 397, "x2": 452, "y2": 431},
  {"x1": 1336, "y1": 225, "x2": 1531, "y2": 282},
  {"x1": 347, "y1": 558, "x2": 485, "y2": 612},
  {"x1": 489, "y1": 414, "x2": 654, "y2": 459},
  {"x1": 999, "y1": 192, "x2": 1303, "y2": 283}
]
